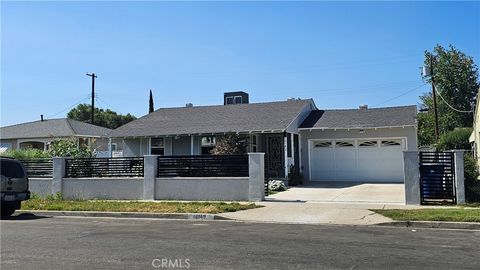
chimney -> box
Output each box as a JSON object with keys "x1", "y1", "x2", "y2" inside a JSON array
[
  {"x1": 186, "y1": 103, "x2": 193, "y2": 108},
  {"x1": 40, "y1": 115, "x2": 44, "y2": 121},
  {"x1": 359, "y1": 104, "x2": 368, "y2": 110},
  {"x1": 224, "y1": 91, "x2": 249, "y2": 105}
]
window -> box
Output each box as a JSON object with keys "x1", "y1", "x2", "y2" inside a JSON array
[
  {"x1": 314, "y1": 141, "x2": 332, "y2": 148},
  {"x1": 335, "y1": 141, "x2": 354, "y2": 148},
  {"x1": 225, "y1": 97, "x2": 234, "y2": 105},
  {"x1": 151, "y1": 138, "x2": 164, "y2": 155},
  {"x1": 358, "y1": 140, "x2": 378, "y2": 147},
  {"x1": 287, "y1": 135, "x2": 292, "y2": 157},
  {"x1": 381, "y1": 140, "x2": 402, "y2": 147},
  {"x1": 234, "y1": 96, "x2": 243, "y2": 104},
  {"x1": 111, "y1": 143, "x2": 117, "y2": 151},
  {"x1": 250, "y1": 135, "x2": 257, "y2": 152},
  {"x1": 1, "y1": 160, "x2": 25, "y2": 178},
  {"x1": 201, "y1": 136, "x2": 216, "y2": 155},
  {"x1": 79, "y1": 138, "x2": 89, "y2": 147}
]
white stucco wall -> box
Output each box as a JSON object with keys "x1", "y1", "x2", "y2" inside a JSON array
[
  {"x1": 29, "y1": 178, "x2": 53, "y2": 197},
  {"x1": 155, "y1": 177, "x2": 249, "y2": 201},
  {"x1": 299, "y1": 126, "x2": 417, "y2": 182},
  {"x1": 62, "y1": 178, "x2": 144, "y2": 200}
]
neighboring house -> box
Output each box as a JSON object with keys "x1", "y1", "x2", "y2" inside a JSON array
[
  {"x1": 109, "y1": 91, "x2": 418, "y2": 182},
  {"x1": 470, "y1": 92, "x2": 480, "y2": 166},
  {"x1": 0, "y1": 118, "x2": 114, "y2": 155}
]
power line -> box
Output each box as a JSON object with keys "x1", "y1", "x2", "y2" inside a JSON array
[
  {"x1": 434, "y1": 88, "x2": 474, "y2": 113},
  {"x1": 95, "y1": 96, "x2": 121, "y2": 113},
  {"x1": 373, "y1": 84, "x2": 427, "y2": 107},
  {"x1": 46, "y1": 95, "x2": 90, "y2": 119}
]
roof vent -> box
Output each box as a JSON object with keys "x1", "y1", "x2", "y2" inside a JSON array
[
  {"x1": 359, "y1": 104, "x2": 368, "y2": 110},
  {"x1": 186, "y1": 103, "x2": 193, "y2": 108}
]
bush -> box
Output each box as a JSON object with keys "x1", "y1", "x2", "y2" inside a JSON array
[
  {"x1": 464, "y1": 154, "x2": 479, "y2": 183},
  {"x1": 210, "y1": 133, "x2": 247, "y2": 155},
  {"x1": 49, "y1": 139, "x2": 91, "y2": 158},
  {"x1": 287, "y1": 164, "x2": 303, "y2": 186},
  {"x1": 436, "y1": 128, "x2": 473, "y2": 151},
  {"x1": 2, "y1": 148, "x2": 51, "y2": 160},
  {"x1": 268, "y1": 180, "x2": 287, "y2": 192},
  {"x1": 464, "y1": 154, "x2": 480, "y2": 202}
]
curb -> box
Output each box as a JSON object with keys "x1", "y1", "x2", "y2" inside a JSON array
[
  {"x1": 377, "y1": 220, "x2": 480, "y2": 230},
  {"x1": 15, "y1": 210, "x2": 232, "y2": 221}
]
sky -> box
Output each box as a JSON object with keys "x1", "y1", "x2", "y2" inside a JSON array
[{"x1": 1, "y1": 1, "x2": 479, "y2": 127}]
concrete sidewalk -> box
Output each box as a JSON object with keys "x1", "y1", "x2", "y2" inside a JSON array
[{"x1": 218, "y1": 201, "x2": 409, "y2": 225}]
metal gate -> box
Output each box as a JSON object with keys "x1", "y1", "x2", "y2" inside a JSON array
[{"x1": 419, "y1": 151, "x2": 456, "y2": 204}]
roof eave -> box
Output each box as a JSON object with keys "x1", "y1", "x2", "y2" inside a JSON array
[{"x1": 298, "y1": 124, "x2": 417, "y2": 131}]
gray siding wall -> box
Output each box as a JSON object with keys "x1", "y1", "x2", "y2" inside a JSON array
[
  {"x1": 90, "y1": 137, "x2": 109, "y2": 151},
  {"x1": 0, "y1": 139, "x2": 17, "y2": 150},
  {"x1": 192, "y1": 135, "x2": 201, "y2": 155},
  {"x1": 123, "y1": 138, "x2": 148, "y2": 157},
  {"x1": 164, "y1": 137, "x2": 173, "y2": 155},
  {"x1": 172, "y1": 136, "x2": 191, "y2": 155},
  {"x1": 299, "y1": 126, "x2": 417, "y2": 182}
]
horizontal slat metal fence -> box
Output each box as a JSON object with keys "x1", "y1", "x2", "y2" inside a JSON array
[
  {"x1": 20, "y1": 159, "x2": 53, "y2": 178},
  {"x1": 65, "y1": 157, "x2": 144, "y2": 178},
  {"x1": 157, "y1": 155, "x2": 249, "y2": 177},
  {"x1": 419, "y1": 151, "x2": 456, "y2": 204}
]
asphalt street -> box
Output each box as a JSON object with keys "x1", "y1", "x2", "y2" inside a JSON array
[{"x1": 1, "y1": 214, "x2": 480, "y2": 270}]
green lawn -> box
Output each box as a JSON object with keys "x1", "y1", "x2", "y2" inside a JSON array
[
  {"x1": 22, "y1": 195, "x2": 261, "y2": 214},
  {"x1": 372, "y1": 208, "x2": 480, "y2": 223}
]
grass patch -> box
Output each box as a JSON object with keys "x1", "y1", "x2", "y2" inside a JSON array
[
  {"x1": 372, "y1": 208, "x2": 480, "y2": 223},
  {"x1": 22, "y1": 194, "x2": 261, "y2": 214}
]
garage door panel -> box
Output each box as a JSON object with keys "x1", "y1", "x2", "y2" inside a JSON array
[
  {"x1": 310, "y1": 139, "x2": 405, "y2": 182},
  {"x1": 310, "y1": 148, "x2": 335, "y2": 180}
]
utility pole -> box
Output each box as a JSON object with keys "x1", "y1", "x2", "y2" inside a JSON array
[
  {"x1": 430, "y1": 56, "x2": 440, "y2": 142},
  {"x1": 86, "y1": 73, "x2": 97, "y2": 125}
]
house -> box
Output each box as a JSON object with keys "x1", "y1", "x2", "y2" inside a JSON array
[
  {"x1": 109, "y1": 91, "x2": 418, "y2": 182},
  {"x1": 470, "y1": 91, "x2": 480, "y2": 166},
  {"x1": 0, "y1": 118, "x2": 113, "y2": 155}
]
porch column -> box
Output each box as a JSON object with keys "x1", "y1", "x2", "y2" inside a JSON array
[{"x1": 453, "y1": 150, "x2": 466, "y2": 204}]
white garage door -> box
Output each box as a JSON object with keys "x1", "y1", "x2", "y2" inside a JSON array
[{"x1": 309, "y1": 138, "x2": 405, "y2": 182}]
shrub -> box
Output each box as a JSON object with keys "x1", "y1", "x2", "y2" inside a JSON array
[
  {"x1": 49, "y1": 139, "x2": 92, "y2": 158},
  {"x1": 436, "y1": 128, "x2": 473, "y2": 151},
  {"x1": 268, "y1": 180, "x2": 286, "y2": 192},
  {"x1": 464, "y1": 154, "x2": 479, "y2": 183},
  {"x1": 210, "y1": 133, "x2": 247, "y2": 155},
  {"x1": 2, "y1": 148, "x2": 51, "y2": 160},
  {"x1": 464, "y1": 154, "x2": 480, "y2": 202},
  {"x1": 287, "y1": 164, "x2": 303, "y2": 186}
]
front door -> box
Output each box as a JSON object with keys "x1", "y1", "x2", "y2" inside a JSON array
[{"x1": 266, "y1": 135, "x2": 284, "y2": 178}]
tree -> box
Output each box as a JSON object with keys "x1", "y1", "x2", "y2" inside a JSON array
[
  {"x1": 436, "y1": 128, "x2": 472, "y2": 151},
  {"x1": 210, "y1": 133, "x2": 247, "y2": 155},
  {"x1": 48, "y1": 139, "x2": 92, "y2": 158},
  {"x1": 418, "y1": 45, "x2": 479, "y2": 146},
  {"x1": 67, "y1": 104, "x2": 136, "y2": 129},
  {"x1": 149, "y1": 89, "x2": 154, "y2": 113}
]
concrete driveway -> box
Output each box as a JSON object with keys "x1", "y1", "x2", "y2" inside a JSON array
[
  {"x1": 219, "y1": 182, "x2": 409, "y2": 225},
  {"x1": 268, "y1": 181, "x2": 405, "y2": 204}
]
